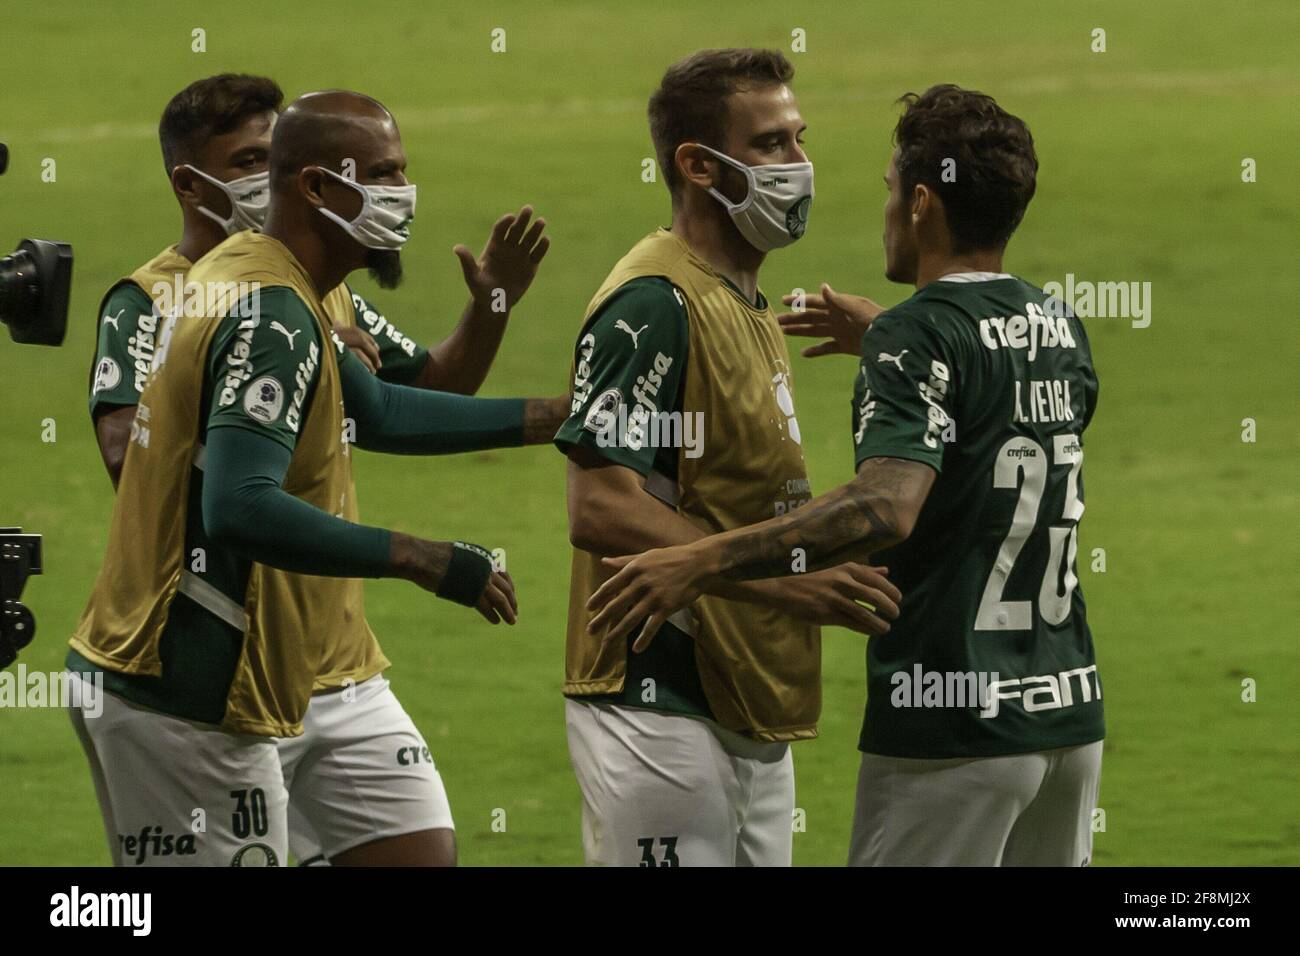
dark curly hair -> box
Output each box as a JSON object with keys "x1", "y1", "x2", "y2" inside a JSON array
[
  {"x1": 649, "y1": 48, "x2": 794, "y2": 196},
  {"x1": 894, "y1": 84, "x2": 1037, "y2": 251},
  {"x1": 159, "y1": 73, "x2": 283, "y2": 174}
]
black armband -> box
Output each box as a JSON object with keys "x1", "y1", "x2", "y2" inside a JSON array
[{"x1": 436, "y1": 541, "x2": 495, "y2": 607}]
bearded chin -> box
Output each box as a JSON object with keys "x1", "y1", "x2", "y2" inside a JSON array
[{"x1": 366, "y1": 248, "x2": 404, "y2": 289}]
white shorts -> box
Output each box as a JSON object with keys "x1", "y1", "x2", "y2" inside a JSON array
[
  {"x1": 849, "y1": 741, "x2": 1103, "y2": 866},
  {"x1": 277, "y1": 675, "x2": 453, "y2": 864},
  {"x1": 67, "y1": 673, "x2": 288, "y2": 867},
  {"x1": 565, "y1": 699, "x2": 794, "y2": 867}
]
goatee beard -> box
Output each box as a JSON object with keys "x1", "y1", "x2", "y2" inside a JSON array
[{"x1": 366, "y1": 248, "x2": 403, "y2": 289}]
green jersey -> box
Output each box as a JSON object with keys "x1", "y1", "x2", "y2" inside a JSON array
[
  {"x1": 342, "y1": 288, "x2": 429, "y2": 385},
  {"x1": 852, "y1": 273, "x2": 1103, "y2": 758},
  {"x1": 89, "y1": 283, "x2": 161, "y2": 410}
]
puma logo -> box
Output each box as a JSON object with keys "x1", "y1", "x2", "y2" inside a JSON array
[
  {"x1": 878, "y1": 349, "x2": 908, "y2": 371},
  {"x1": 614, "y1": 319, "x2": 648, "y2": 349},
  {"x1": 271, "y1": 321, "x2": 301, "y2": 350},
  {"x1": 101, "y1": 309, "x2": 124, "y2": 330}
]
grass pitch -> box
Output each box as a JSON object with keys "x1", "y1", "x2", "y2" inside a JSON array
[{"x1": 1, "y1": 0, "x2": 1296, "y2": 865}]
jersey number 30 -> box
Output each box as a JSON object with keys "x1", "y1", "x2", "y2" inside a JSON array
[{"x1": 975, "y1": 434, "x2": 1083, "y2": 631}]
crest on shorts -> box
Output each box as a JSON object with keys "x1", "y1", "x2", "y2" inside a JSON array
[{"x1": 231, "y1": 842, "x2": 280, "y2": 867}]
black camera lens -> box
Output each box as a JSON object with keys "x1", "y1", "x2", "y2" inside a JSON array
[{"x1": 0, "y1": 238, "x2": 73, "y2": 345}]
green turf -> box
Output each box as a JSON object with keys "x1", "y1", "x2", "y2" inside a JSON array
[{"x1": 1, "y1": 0, "x2": 1297, "y2": 866}]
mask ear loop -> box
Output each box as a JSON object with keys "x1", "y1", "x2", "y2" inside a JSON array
[
  {"x1": 694, "y1": 144, "x2": 757, "y2": 216},
  {"x1": 314, "y1": 166, "x2": 372, "y2": 234},
  {"x1": 179, "y1": 164, "x2": 240, "y2": 235}
]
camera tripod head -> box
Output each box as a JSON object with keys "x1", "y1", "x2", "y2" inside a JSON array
[{"x1": 1, "y1": 529, "x2": 42, "y2": 669}]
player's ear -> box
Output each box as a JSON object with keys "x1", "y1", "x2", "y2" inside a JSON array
[
  {"x1": 170, "y1": 165, "x2": 202, "y2": 206},
  {"x1": 298, "y1": 166, "x2": 328, "y2": 209},
  {"x1": 676, "y1": 143, "x2": 720, "y2": 192},
  {"x1": 910, "y1": 183, "x2": 933, "y2": 229}
]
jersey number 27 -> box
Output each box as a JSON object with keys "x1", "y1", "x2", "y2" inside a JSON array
[{"x1": 975, "y1": 434, "x2": 1083, "y2": 631}]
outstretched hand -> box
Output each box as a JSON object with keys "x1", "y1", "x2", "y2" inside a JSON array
[
  {"x1": 775, "y1": 282, "x2": 885, "y2": 358},
  {"x1": 587, "y1": 550, "x2": 904, "y2": 652},
  {"x1": 775, "y1": 563, "x2": 901, "y2": 635},
  {"x1": 586, "y1": 546, "x2": 704, "y2": 653},
  {"x1": 453, "y1": 204, "x2": 550, "y2": 310}
]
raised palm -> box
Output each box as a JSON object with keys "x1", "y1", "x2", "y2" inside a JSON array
[{"x1": 453, "y1": 204, "x2": 550, "y2": 309}]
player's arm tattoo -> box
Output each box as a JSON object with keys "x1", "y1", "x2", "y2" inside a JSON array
[
  {"x1": 521, "y1": 395, "x2": 571, "y2": 445},
  {"x1": 712, "y1": 458, "x2": 935, "y2": 581},
  {"x1": 388, "y1": 533, "x2": 452, "y2": 590}
]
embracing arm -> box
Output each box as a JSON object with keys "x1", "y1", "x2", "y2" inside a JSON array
[
  {"x1": 569, "y1": 449, "x2": 813, "y2": 613},
  {"x1": 560, "y1": 277, "x2": 901, "y2": 631},
  {"x1": 703, "y1": 305, "x2": 954, "y2": 581},
  {"x1": 693, "y1": 457, "x2": 936, "y2": 584},
  {"x1": 567, "y1": 449, "x2": 793, "y2": 605},
  {"x1": 340, "y1": 348, "x2": 564, "y2": 453},
  {"x1": 582, "y1": 457, "x2": 926, "y2": 646},
  {"x1": 568, "y1": 447, "x2": 899, "y2": 623},
  {"x1": 584, "y1": 307, "x2": 954, "y2": 645}
]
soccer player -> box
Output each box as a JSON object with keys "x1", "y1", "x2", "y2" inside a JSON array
[
  {"x1": 83, "y1": 75, "x2": 561, "y2": 868},
  {"x1": 91, "y1": 74, "x2": 551, "y2": 484},
  {"x1": 67, "y1": 89, "x2": 562, "y2": 868},
  {"x1": 556, "y1": 49, "x2": 900, "y2": 867},
  {"x1": 588, "y1": 84, "x2": 1105, "y2": 867}
]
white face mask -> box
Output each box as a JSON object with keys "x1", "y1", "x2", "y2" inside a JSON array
[
  {"x1": 695, "y1": 144, "x2": 814, "y2": 252},
  {"x1": 181, "y1": 165, "x2": 270, "y2": 234},
  {"x1": 314, "y1": 167, "x2": 417, "y2": 250}
]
